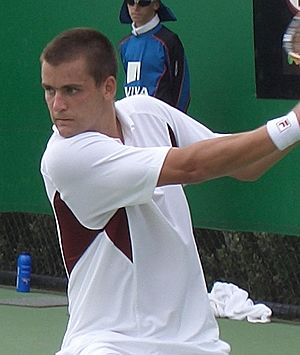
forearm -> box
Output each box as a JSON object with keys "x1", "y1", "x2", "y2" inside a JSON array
[{"x1": 230, "y1": 146, "x2": 293, "y2": 181}]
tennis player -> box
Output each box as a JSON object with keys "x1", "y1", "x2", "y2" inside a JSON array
[{"x1": 40, "y1": 28, "x2": 300, "y2": 355}]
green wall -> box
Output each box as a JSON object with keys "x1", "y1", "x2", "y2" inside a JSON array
[{"x1": 1, "y1": 1, "x2": 299, "y2": 235}]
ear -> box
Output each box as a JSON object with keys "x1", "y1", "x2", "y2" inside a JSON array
[
  {"x1": 153, "y1": 1, "x2": 160, "y2": 11},
  {"x1": 103, "y1": 76, "x2": 117, "y2": 99}
]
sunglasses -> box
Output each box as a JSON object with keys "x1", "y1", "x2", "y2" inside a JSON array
[{"x1": 126, "y1": 0, "x2": 154, "y2": 7}]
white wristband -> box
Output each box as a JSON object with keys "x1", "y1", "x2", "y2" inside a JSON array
[{"x1": 266, "y1": 111, "x2": 300, "y2": 150}]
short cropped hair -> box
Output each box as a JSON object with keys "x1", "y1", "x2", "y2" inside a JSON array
[{"x1": 40, "y1": 28, "x2": 118, "y2": 86}]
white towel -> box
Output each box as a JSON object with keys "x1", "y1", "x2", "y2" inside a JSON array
[{"x1": 208, "y1": 281, "x2": 272, "y2": 323}]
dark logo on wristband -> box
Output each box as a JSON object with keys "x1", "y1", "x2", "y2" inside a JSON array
[{"x1": 276, "y1": 118, "x2": 291, "y2": 132}]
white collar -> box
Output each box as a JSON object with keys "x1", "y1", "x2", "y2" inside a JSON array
[{"x1": 131, "y1": 14, "x2": 160, "y2": 36}]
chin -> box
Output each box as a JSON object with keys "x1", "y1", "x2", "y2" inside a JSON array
[{"x1": 57, "y1": 127, "x2": 76, "y2": 138}]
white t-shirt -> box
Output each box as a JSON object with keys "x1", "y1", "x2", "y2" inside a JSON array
[{"x1": 41, "y1": 95, "x2": 230, "y2": 355}]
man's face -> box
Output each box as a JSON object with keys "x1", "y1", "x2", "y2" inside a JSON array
[
  {"x1": 41, "y1": 57, "x2": 109, "y2": 138},
  {"x1": 127, "y1": 1, "x2": 160, "y2": 27}
]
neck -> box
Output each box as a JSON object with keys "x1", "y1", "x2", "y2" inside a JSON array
[
  {"x1": 102, "y1": 114, "x2": 123, "y2": 142},
  {"x1": 115, "y1": 118, "x2": 124, "y2": 142},
  {"x1": 132, "y1": 14, "x2": 160, "y2": 35}
]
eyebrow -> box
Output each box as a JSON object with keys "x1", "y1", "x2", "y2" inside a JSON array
[{"x1": 41, "y1": 83, "x2": 83, "y2": 89}]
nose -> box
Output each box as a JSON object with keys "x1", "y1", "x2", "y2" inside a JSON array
[{"x1": 52, "y1": 92, "x2": 67, "y2": 112}]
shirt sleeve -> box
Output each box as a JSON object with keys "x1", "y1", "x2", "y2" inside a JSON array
[
  {"x1": 42, "y1": 131, "x2": 170, "y2": 229},
  {"x1": 168, "y1": 35, "x2": 190, "y2": 112},
  {"x1": 137, "y1": 96, "x2": 223, "y2": 147}
]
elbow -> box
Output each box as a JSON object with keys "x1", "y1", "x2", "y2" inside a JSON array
[
  {"x1": 231, "y1": 171, "x2": 263, "y2": 182},
  {"x1": 240, "y1": 176, "x2": 260, "y2": 182}
]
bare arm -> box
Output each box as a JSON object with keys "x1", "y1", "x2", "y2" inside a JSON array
[
  {"x1": 229, "y1": 146, "x2": 293, "y2": 181},
  {"x1": 235, "y1": 103, "x2": 300, "y2": 180},
  {"x1": 157, "y1": 126, "x2": 292, "y2": 186}
]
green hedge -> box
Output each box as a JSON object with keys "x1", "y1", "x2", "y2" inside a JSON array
[{"x1": 194, "y1": 228, "x2": 300, "y2": 305}]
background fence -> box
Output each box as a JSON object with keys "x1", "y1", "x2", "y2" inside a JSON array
[{"x1": 0, "y1": 212, "x2": 299, "y2": 320}]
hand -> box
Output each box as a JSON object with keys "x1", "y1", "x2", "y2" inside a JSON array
[
  {"x1": 288, "y1": 52, "x2": 300, "y2": 65},
  {"x1": 292, "y1": 101, "x2": 300, "y2": 125}
]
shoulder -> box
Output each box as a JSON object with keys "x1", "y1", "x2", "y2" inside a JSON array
[
  {"x1": 119, "y1": 33, "x2": 132, "y2": 47},
  {"x1": 45, "y1": 130, "x2": 115, "y2": 156},
  {"x1": 115, "y1": 95, "x2": 170, "y2": 115},
  {"x1": 154, "y1": 26, "x2": 182, "y2": 45},
  {"x1": 115, "y1": 95, "x2": 185, "y2": 128},
  {"x1": 42, "y1": 131, "x2": 117, "y2": 177}
]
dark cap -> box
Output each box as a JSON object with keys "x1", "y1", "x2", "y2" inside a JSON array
[{"x1": 119, "y1": 0, "x2": 177, "y2": 24}]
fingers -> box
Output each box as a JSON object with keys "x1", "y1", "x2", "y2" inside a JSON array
[{"x1": 292, "y1": 102, "x2": 300, "y2": 124}]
